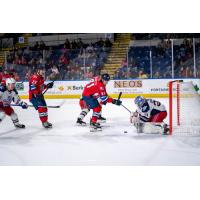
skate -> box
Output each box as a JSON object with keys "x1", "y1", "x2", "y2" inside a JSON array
[
  {"x1": 42, "y1": 121, "x2": 53, "y2": 129},
  {"x1": 162, "y1": 124, "x2": 170, "y2": 135},
  {"x1": 76, "y1": 118, "x2": 86, "y2": 126},
  {"x1": 97, "y1": 116, "x2": 106, "y2": 123},
  {"x1": 90, "y1": 121, "x2": 102, "y2": 132},
  {"x1": 14, "y1": 122, "x2": 25, "y2": 129}
]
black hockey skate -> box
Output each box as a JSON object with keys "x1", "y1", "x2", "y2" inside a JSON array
[
  {"x1": 14, "y1": 122, "x2": 25, "y2": 129},
  {"x1": 163, "y1": 124, "x2": 170, "y2": 135},
  {"x1": 76, "y1": 118, "x2": 86, "y2": 126},
  {"x1": 42, "y1": 121, "x2": 53, "y2": 129},
  {"x1": 97, "y1": 116, "x2": 106, "y2": 123},
  {"x1": 90, "y1": 121, "x2": 102, "y2": 132}
]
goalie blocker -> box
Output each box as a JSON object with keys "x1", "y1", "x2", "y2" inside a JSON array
[{"x1": 130, "y1": 96, "x2": 169, "y2": 134}]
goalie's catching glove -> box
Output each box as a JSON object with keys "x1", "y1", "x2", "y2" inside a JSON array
[{"x1": 112, "y1": 99, "x2": 122, "y2": 106}]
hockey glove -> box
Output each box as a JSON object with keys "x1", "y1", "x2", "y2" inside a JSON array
[
  {"x1": 112, "y1": 99, "x2": 122, "y2": 106},
  {"x1": 46, "y1": 82, "x2": 54, "y2": 89},
  {"x1": 0, "y1": 84, "x2": 5, "y2": 91},
  {"x1": 20, "y1": 101, "x2": 28, "y2": 109}
]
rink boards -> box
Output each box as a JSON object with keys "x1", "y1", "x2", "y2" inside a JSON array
[{"x1": 16, "y1": 78, "x2": 200, "y2": 99}]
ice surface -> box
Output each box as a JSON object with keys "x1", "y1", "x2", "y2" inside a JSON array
[{"x1": 1, "y1": 98, "x2": 200, "y2": 166}]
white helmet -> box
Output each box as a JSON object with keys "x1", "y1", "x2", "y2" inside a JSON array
[{"x1": 6, "y1": 78, "x2": 16, "y2": 87}]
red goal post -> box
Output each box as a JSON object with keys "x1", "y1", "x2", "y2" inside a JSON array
[{"x1": 168, "y1": 80, "x2": 200, "y2": 136}]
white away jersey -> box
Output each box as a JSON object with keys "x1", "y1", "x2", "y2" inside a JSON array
[
  {"x1": 136, "y1": 99, "x2": 166, "y2": 122},
  {"x1": 0, "y1": 87, "x2": 21, "y2": 106}
]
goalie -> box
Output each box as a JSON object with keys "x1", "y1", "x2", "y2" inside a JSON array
[{"x1": 130, "y1": 96, "x2": 169, "y2": 134}]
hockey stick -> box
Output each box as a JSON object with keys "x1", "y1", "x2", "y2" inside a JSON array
[
  {"x1": 118, "y1": 92, "x2": 122, "y2": 100},
  {"x1": 11, "y1": 104, "x2": 61, "y2": 108},
  {"x1": 121, "y1": 104, "x2": 132, "y2": 113},
  {"x1": 117, "y1": 92, "x2": 132, "y2": 113}
]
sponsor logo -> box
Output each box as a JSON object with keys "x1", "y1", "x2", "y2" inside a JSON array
[
  {"x1": 114, "y1": 80, "x2": 142, "y2": 88},
  {"x1": 66, "y1": 85, "x2": 84, "y2": 90},
  {"x1": 151, "y1": 88, "x2": 168, "y2": 92},
  {"x1": 16, "y1": 82, "x2": 24, "y2": 91},
  {"x1": 58, "y1": 86, "x2": 64, "y2": 91}
]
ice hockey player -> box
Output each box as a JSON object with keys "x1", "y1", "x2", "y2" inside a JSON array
[
  {"x1": 76, "y1": 97, "x2": 106, "y2": 126},
  {"x1": 130, "y1": 96, "x2": 169, "y2": 134},
  {"x1": 0, "y1": 69, "x2": 20, "y2": 85},
  {"x1": 81, "y1": 73, "x2": 122, "y2": 132},
  {"x1": 29, "y1": 67, "x2": 54, "y2": 129},
  {"x1": 0, "y1": 78, "x2": 28, "y2": 128}
]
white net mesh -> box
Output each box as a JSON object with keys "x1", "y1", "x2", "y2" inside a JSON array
[{"x1": 172, "y1": 81, "x2": 200, "y2": 136}]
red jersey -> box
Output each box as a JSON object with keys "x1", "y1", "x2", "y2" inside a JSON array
[
  {"x1": 82, "y1": 76, "x2": 113, "y2": 104},
  {"x1": 29, "y1": 74, "x2": 47, "y2": 99}
]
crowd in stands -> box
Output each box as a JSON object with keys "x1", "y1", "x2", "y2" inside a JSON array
[
  {"x1": 1, "y1": 34, "x2": 200, "y2": 81},
  {"x1": 4, "y1": 37, "x2": 112, "y2": 81},
  {"x1": 114, "y1": 38, "x2": 200, "y2": 79}
]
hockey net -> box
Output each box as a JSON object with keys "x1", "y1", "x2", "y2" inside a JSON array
[{"x1": 169, "y1": 80, "x2": 200, "y2": 136}]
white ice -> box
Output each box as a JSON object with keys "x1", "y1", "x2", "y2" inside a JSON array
[{"x1": 1, "y1": 98, "x2": 200, "y2": 165}]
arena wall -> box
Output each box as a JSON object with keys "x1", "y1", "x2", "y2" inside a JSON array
[{"x1": 17, "y1": 79, "x2": 200, "y2": 99}]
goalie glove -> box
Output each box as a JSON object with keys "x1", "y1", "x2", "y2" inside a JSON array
[{"x1": 130, "y1": 111, "x2": 139, "y2": 124}]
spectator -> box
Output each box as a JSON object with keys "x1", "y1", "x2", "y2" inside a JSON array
[
  {"x1": 33, "y1": 41, "x2": 39, "y2": 51},
  {"x1": 104, "y1": 37, "x2": 112, "y2": 48},
  {"x1": 46, "y1": 66, "x2": 60, "y2": 81},
  {"x1": 96, "y1": 38, "x2": 104, "y2": 48},
  {"x1": 138, "y1": 70, "x2": 148, "y2": 79},
  {"x1": 77, "y1": 38, "x2": 84, "y2": 49},
  {"x1": 71, "y1": 40, "x2": 78, "y2": 49},
  {"x1": 154, "y1": 71, "x2": 161, "y2": 78},
  {"x1": 64, "y1": 39, "x2": 71, "y2": 49},
  {"x1": 39, "y1": 40, "x2": 46, "y2": 50}
]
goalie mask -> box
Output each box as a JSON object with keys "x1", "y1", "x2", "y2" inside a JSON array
[{"x1": 134, "y1": 96, "x2": 146, "y2": 108}]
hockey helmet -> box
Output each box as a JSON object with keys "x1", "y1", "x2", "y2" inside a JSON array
[
  {"x1": 6, "y1": 78, "x2": 16, "y2": 86},
  {"x1": 101, "y1": 73, "x2": 110, "y2": 81},
  {"x1": 134, "y1": 96, "x2": 146, "y2": 108}
]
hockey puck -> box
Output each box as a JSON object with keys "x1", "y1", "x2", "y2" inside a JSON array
[{"x1": 124, "y1": 131, "x2": 128, "y2": 133}]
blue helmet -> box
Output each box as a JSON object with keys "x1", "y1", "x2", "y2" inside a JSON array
[
  {"x1": 134, "y1": 96, "x2": 146, "y2": 108},
  {"x1": 101, "y1": 73, "x2": 110, "y2": 81}
]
